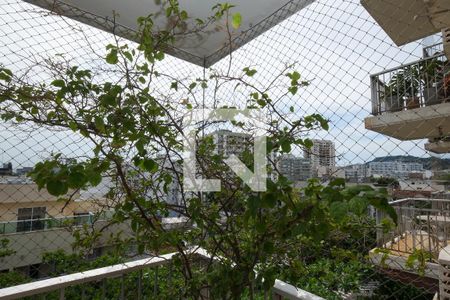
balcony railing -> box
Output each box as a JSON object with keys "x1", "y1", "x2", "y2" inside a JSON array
[
  {"x1": 0, "y1": 210, "x2": 119, "y2": 235},
  {"x1": 0, "y1": 247, "x2": 324, "y2": 300},
  {"x1": 423, "y1": 42, "x2": 445, "y2": 58},
  {"x1": 0, "y1": 215, "x2": 96, "y2": 235},
  {"x1": 0, "y1": 214, "x2": 190, "y2": 235},
  {"x1": 376, "y1": 198, "x2": 450, "y2": 260},
  {"x1": 370, "y1": 51, "x2": 450, "y2": 115}
]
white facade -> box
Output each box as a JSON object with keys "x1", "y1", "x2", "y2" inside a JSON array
[
  {"x1": 366, "y1": 161, "x2": 424, "y2": 179},
  {"x1": 303, "y1": 139, "x2": 336, "y2": 177},
  {"x1": 210, "y1": 130, "x2": 252, "y2": 157}
]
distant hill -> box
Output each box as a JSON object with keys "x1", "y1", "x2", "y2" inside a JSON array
[{"x1": 370, "y1": 155, "x2": 450, "y2": 170}]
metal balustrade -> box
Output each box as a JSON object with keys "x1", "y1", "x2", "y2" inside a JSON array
[
  {"x1": 423, "y1": 43, "x2": 446, "y2": 58},
  {"x1": 376, "y1": 198, "x2": 450, "y2": 260},
  {"x1": 370, "y1": 48, "x2": 450, "y2": 115},
  {"x1": 0, "y1": 247, "x2": 323, "y2": 300}
]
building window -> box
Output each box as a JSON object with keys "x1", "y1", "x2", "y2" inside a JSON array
[
  {"x1": 17, "y1": 207, "x2": 46, "y2": 232},
  {"x1": 73, "y1": 212, "x2": 91, "y2": 225}
]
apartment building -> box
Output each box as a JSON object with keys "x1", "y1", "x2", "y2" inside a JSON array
[
  {"x1": 209, "y1": 130, "x2": 252, "y2": 157},
  {"x1": 277, "y1": 154, "x2": 311, "y2": 182},
  {"x1": 343, "y1": 164, "x2": 369, "y2": 182},
  {"x1": 0, "y1": 179, "x2": 120, "y2": 273},
  {"x1": 366, "y1": 161, "x2": 424, "y2": 179},
  {"x1": 303, "y1": 139, "x2": 336, "y2": 177}
]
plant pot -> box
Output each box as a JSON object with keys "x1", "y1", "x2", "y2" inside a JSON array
[
  {"x1": 384, "y1": 95, "x2": 403, "y2": 112},
  {"x1": 423, "y1": 87, "x2": 440, "y2": 106},
  {"x1": 406, "y1": 97, "x2": 420, "y2": 110}
]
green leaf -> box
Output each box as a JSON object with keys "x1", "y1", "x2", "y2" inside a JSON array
[
  {"x1": 94, "y1": 116, "x2": 105, "y2": 133},
  {"x1": 51, "y1": 80, "x2": 65, "y2": 88},
  {"x1": 124, "y1": 52, "x2": 133, "y2": 62},
  {"x1": 262, "y1": 193, "x2": 277, "y2": 208},
  {"x1": 68, "y1": 171, "x2": 86, "y2": 188},
  {"x1": 46, "y1": 180, "x2": 68, "y2": 196},
  {"x1": 154, "y1": 51, "x2": 164, "y2": 61},
  {"x1": 106, "y1": 49, "x2": 119, "y2": 64},
  {"x1": 68, "y1": 121, "x2": 78, "y2": 131},
  {"x1": 243, "y1": 67, "x2": 257, "y2": 77},
  {"x1": 288, "y1": 86, "x2": 298, "y2": 95},
  {"x1": 165, "y1": 6, "x2": 173, "y2": 17},
  {"x1": 280, "y1": 139, "x2": 291, "y2": 153},
  {"x1": 288, "y1": 71, "x2": 300, "y2": 81},
  {"x1": 142, "y1": 158, "x2": 158, "y2": 173},
  {"x1": 303, "y1": 138, "x2": 313, "y2": 149},
  {"x1": 180, "y1": 10, "x2": 188, "y2": 20},
  {"x1": 0, "y1": 68, "x2": 13, "y2": 82},
  {"x1": 88, "y1": 172, "x2": 102, "y2": 186},
  {"x1": 231, "y1": 13, "x2": 242, "y2": 29},
  {"x1": 329, "y1": 201, "x2": 348, "y2": 222}
]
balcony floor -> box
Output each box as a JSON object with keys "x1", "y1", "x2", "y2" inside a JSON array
[
  {"x1": 370, "y1": 230, "x2": 448, "y2": 280},
  {"x1": 364, "y1": 102, "x2": 450, "y2": 140},
  {"x1": 385, "y1": 231, "x2": 448, "y2": 259}
]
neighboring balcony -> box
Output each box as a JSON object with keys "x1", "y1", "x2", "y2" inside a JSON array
[
  {"x1": 370, "y1": 198, "x2": 450, "y2": 280},
  {"x1": 0, "y1": 214, "x2": 96, "y2": 235},
  {"x1": 364, "y1": 49, "x2": 450, "y2": 145},
  {"x1": 425, "y1": 137, "x2": 450, "y2": 154},
  {"x1": 0, "y1": 216, "x2": 188, "y2": 271}
]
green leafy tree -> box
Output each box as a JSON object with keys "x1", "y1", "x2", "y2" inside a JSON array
[{"x1": 0, "y1": 1, "x2": 395, "y2": 298}]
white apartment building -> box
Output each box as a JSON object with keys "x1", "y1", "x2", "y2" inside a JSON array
[
  {"x1": 210, "y1": 130, "x2": 252, "y2": 157},
  {"x1": 303, "y1": 139, "x2": 336, "y2": 177},
  {"x1": 366, "y1": 161, "x2": 424, "y2": 179}
]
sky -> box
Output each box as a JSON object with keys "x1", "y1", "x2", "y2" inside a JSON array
[{"x1": 0, "y1": 0, "x2": 448, "y2": 170}]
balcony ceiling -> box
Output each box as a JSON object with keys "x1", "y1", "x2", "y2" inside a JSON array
[
  {"x1": 364, "y1": 103, "x2": 450, "y2": 141},
  {"x1": 425, "y1": 140, "x2": 450, "y2": 154},
  {"x1": 361, "y1": 0, "x2": 450, "y2": 46},
  {"x1": 23, "y1": 0, "x2": 315, "y2": 67}
]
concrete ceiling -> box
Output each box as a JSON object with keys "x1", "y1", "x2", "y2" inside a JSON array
[
  {"x1": 23, "y1": 0, "x2": 315, "y2": 67},
  {"x1": 361, "y1": 0, "x2": 450, "y2": 46}
]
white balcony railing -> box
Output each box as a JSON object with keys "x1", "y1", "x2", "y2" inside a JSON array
[
  {"x1": 370, "y1": 46, "x2": 449, "y2": 116},
  {"x1": 0, "y1": 247, "x2": 324, "y2": 300}
]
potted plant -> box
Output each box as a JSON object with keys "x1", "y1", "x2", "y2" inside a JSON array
[
  {"x1": 382, "y1": 74, "x2": 404, "y2": 112},
  {"x1": 420, "y1": 57, "x2": 446, "y2": 106},
  {"x1": 386, "y1": 65, "x2": 421, "y2": 112},
  {"x1": 404, "y1": 65, "x2": 421, "y2": 110}
]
